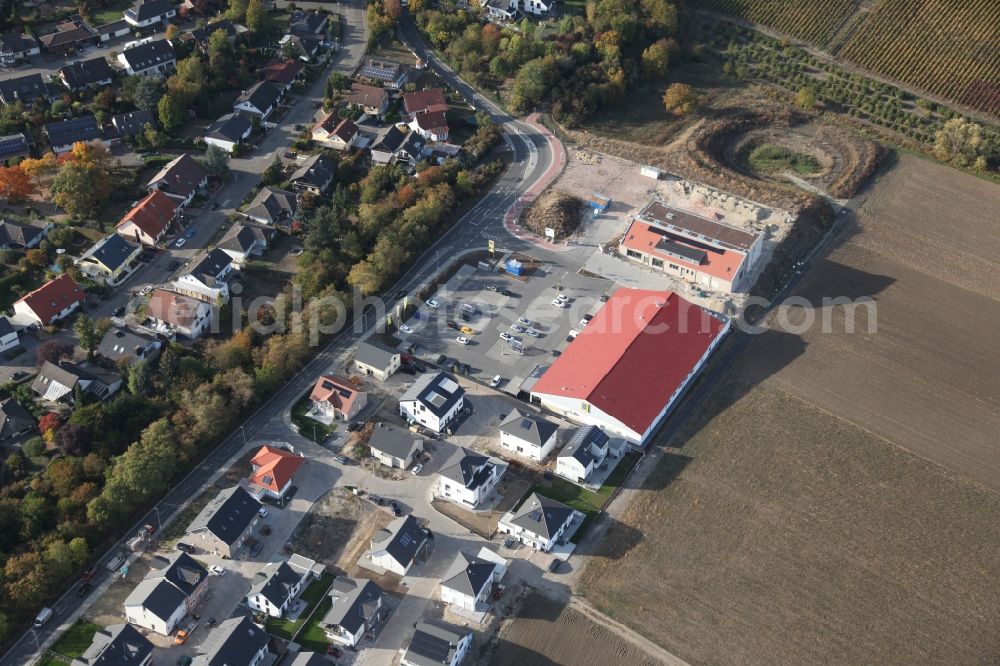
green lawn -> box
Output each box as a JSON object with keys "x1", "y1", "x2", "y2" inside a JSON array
[
  {"x1": 51, "y1": 620, "x2": 101, "y2": 659},
  {"x1": 530, "y1": 452, "x2": 641, "y2": 543},
  {"x1": 88, "y1": 1, "x2": 133, "y2": 25},
  {"x1": 290, "y1": 391, "x2": 337, "y2": 444},
  {"x1": 265, "y1": 574, "x2": 334, "y2": 639},
  {"x1": 37, "y1": 656, "x2": 66, "y2": 666},
  {"x1": 298, "y1": 597, "x2": 333, "y2": 651}
]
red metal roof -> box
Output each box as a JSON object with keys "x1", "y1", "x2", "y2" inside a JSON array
[
  {"x1": 531, "y1": 289, "x2": 727, "y2": 435},
  {"x1": 249, "y1": 446, "x2": 304, "y2": 493},
  {"x1": 15, "y1": 274, "x2": 85, "y2": 325}
]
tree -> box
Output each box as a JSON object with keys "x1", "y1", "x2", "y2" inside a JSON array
[
  {"x1": 3, "y1": 552, "x2": 50, "y2": 607},
  {"x1": 50, "y1": 161, "x2": 109, "y2": 218},
  {"x1": 795, "y1": 86, "x2": 817, "y2": 110},
  {"x1": 37, "y1": 412, "x2": 61, "y2": 441},
  {"x1": 0, "y1": 164, "x2": 33, "y2": 202},
  {"x1": 933, "y1": 117, "x2": 983, "y2": 167},
  {"x1": 57, "y1": 423, "x2": 91, "y2": 456},
  {"x1": 22, "y1": 437, "x2": 46, "y2": 457},
  {"x1": 208, "y1": 29, "x2": 236, "y2": 85},
  {"x1": 262, "y1": 156, "x2": 284, "y2": 185},
  {"x1": 124, "y1": 75, "x2": 162, "y2": 112},
  {"x1": 327, "y1": 72, "x2": 352, "y2": 95},
  {"x1": 203, "y1": 143, "x2": 230, "y2": 177},
  {"x1": 245, "y1": 0, "x2": 267, "y2": 33},
  {"x1": 641, "y1": 39, "x2": 670, "y2": 80},
  {"x1": 662, "y1": 83, "x2": 697, "y2": 115},
  {"x1": 165, "y1": 23, "x2": 180, "y2": 40},
  {"x1": 157, "y1": 93, "x2": 183, "y2": 133},
  {"x1": 74, "y1": 314, "x2": 100, "y2": 358},
  {"x1": 226, "y1": 0, "x2": 249, "y2": 21},
  {"x1": 127, "y1": 359, "x2": 151, "y2": 395}
]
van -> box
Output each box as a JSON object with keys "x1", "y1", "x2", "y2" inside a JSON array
[
  {"x1": 460, "y1": 303, "x2": 478, "y2": 314},
  {"x1": 34, "y1": 607, "x2": 53, "y2": 627}
]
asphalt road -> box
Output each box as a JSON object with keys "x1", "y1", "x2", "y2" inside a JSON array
[{"x1": 0, "y1": 3, "x2": 557, "y2": 664}]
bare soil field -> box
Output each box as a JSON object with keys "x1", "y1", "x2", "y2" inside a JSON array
[
  {"x1": 486, "y1": 592, "x2": 664, "y2": 666},
  {"x1": 579, "y1": 154, "x2": 1000, "y2": 664}
]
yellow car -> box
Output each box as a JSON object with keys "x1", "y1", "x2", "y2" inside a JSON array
[{"x1": 460, "y1": 326, "x2": 474, "y2": 335}]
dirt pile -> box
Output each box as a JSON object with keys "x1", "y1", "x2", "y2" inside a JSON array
[{"x1": 522, "y1": 190, "x2": 585, "y2": 240}]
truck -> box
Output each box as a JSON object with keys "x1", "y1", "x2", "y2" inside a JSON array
[
  {"x1": 126, "y1": 524, "x2": 156, "y2": 552},
  {"x1": 105, "y1": 551, "x2": 127, "y2": 572}
]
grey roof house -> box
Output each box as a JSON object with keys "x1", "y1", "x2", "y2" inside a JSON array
[
  {"x1": 146, "y1": 153, "x2": 208, "y2": 206},
  {"x1": 439, "y1": 547, "x2": 507, "y2": 614},
  {"x1": 31, "y1": 361, "x2": 123, "y2": 403},
  {"x1": 203, "y1": 113, "x2": 253, "y2": 152},
  {"x1": 368, "y1": 422, "x2": 423, "y2": 469},
  {"x1": 434, "y1": 447, "x2": 506, "y2": 509},
  {"x1": 498, "y1": 492, "x2": 578, "y2": 552},
  {"x1": 112, "y1": 110, "x2": 156, "y2": 138},
  {"x1": 320, "y1": 577, "x2": 386, "y2": 647},
  {"x1": 233, "y1": 81, "x2": 282, "y2": 121},
  {"x1": 244, "y1": 187, "x2": 297, "y2": 226},
  {"x1": 193, "y1": 614, "x2": 271, "y2": 666},
  {"x1": 246, "y1": 561, "x2": 307, "y2": 618},
  {"x1": 98, "y1": 326, "x2": 162, "y2": 363},
  {"x1": 124, "y1": 552, "x2": 208, "y2": 636},
  {"x1": 117, "y1": 39, "x2": 176, "y2": 77},
  {"x1": 289, "y1": 152, "x2": 336, "y2": 195},
  {"x1": 353, "y1": 339, "x2": 401, "y2": 381},
  {"x1": 186, "y1": 485, "x2": 261, "y2": 557},
  {"x1": 556, "y1": 424, "x2": 619, "y2": 485},
  {"x1": 71, "y1": 623, "x2": 153, "y2": 666},
  {"x1": 0, "y1": 218, "x2": 50, "y2": 249},
  {"x1": 368, "y1": 515, "x2": 428, "y2": 576},
  {"x1": 59, "y1": 57, "x2": 114, "y2": 90},
  {"x1": 498, "y1": 408, "x2": 559, "y2": 461},
  {"x1": 0, "y1": 73, "x2": 51, "y2": 104},
  {"x1": 401, "y1": 620, "x2": 473, "y2": 666},
  {"x1": 217, "y1": 223, "x2": 275, "y2": 264},
  {"x1": 0, "y1": 397, "x2": 35, "y2": 441},
  {"x1": 399, "y1": 372, "x2": 465, "y2": 434}
]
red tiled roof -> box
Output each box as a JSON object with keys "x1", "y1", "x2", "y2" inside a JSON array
[
  {"x1": 411, "y1": 110, "x2": 448, "y2": 135},
  {"x1": 531, "y1": 289, "x2": 727, "y2": 435},
  {"x1": 347, "y1": 83, "x2": 386, "y2": 109},
  {"x1": 249, "y1": 445, "x2": 304, "y2": 493},
  {"x1": 15, "y1": 274, "x2": 85, "y2": 325},
  {"x1": 261, "y1": 58, "x2": 304, "y2": 85},
  {"x1": 117, "y1": 190, "x2": 177, "y2": 241},
  {"x1": 403, "y1": 88, "x2": 447, "y2": 116},
  {"x1": 310, "y1": 374, "x2": 361, "y2": 413},
  {"x1": 620, "y1": 218, "x2": 747, "y2": 283},
  {"x1": 147, "y1": 289, "x2": 204, "y2": 328}
]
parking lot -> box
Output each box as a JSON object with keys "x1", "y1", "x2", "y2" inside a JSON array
[{"x1": 396, "y1": 259, "x2": 614, "y2": 395}]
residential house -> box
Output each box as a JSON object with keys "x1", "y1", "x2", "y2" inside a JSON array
[
  {"x1": 353, "y1": 339, "x2": 400, "y2": 381},
  {"x1": 0, "y1": 397, "x2": 35, "y2": 441},
  {"x1": 172, "y1": 248, "x2": 233, "y2": 304},
  {"x1": 76, "y1": 233, "x2": 140, "y2": 285},
  {"x1": 358, "y1": 59, "x2": 408, "y2": 89},
  {"x1": 116, "y1": 190, "x2": 177, "y2": 246},
  {"x1": 288, "y1": 653, "x2": 327, "y2": 666},
  {"x1": 261, "y1": 59, "x2": 303, "y2": 91},
  {"x1": 146, "y1": 288, "x2": 213, "y2": 339},
  {"x1": 180, "y1": 19, "x2": 240, "y2": 50},
  {"x1": 203, "y1": 113, "x2": 253, "y2": 153},
  {"x1": 233, "y1": 81, "x2": 282, "y2": 122},
  {"x1": 395, "y1": 131, "x2": 426, "y2": 167},
  {"x1": 124, "y1": 0, "x2": 178, "y2": 28},
  {"x1": 71, "y1": 624, "x2": 153, "y2": 666},
  {"x1": 12, "y1": 274, "x2": 86, "y2": 327},
  {"x1": 38, "y1": 17, "x2": 99, "y2": 54},
  {"x1": 498, "y1": 408, "x2": 559, "y2": 462},
  {"x1": 243, "y1": 187, "x2": 297, "y2": 226},
  {"x1": 45, "y1": 115, "x2": 109, "y2": 153},
  {"x1": 439, "y1": 548, "x2": 507, "y2": 613},
  {"x1": 98, "y1": 326, "x2": 162, "y2": 364},
  {"x1": 368, "y1": 515, "x2": 428, "y2": 576},
  {"x1": 248, "y1": 445, "x2": 304, "y2": 501},
  {"x1": 408, "y1": 110, "x2": 449, "y2": 142},
  {"x1": 312, "y1": 114, "x2": 358, "y2": 151},
  {"x1": 483, "y1": 0, "x2": 519, "y2": 21},
  {"x1": 117, "y1": 39, "x2": 176, "y2": 77},
  {"x1": 96, "y1": 19, "x2": 132, "y2": 43},
  {"x1": 217, "y1": 222, "x2": 275, "y2": 265},
  {"x1": 289, "y1": 152, "x2": 336, "y2": 196},
  {"x1": 370, "y1": 126, "x2": 404, "y2": 165},
  {"x1": 497, "y1": 492, "x2": 577, "y2": 552},
  {"x1": 289, "y1": 9, "x2": 329, "y2": 37},
  {"x1": 0, "y1": 72, "x2": 51, "y2": 105},
  {"x1": 246, "y1": 561, "x2": 308, "y2": 618},
  {"x1": 185, "y1": 485, "x2": 262, "y2": 558},
  {"x1": 556, "y1": 425, "x2": 613, "y2": 484},
  {"x1": 193, "y1": 615, "x2": 271, "y2": 666},
  {"x1": 401, "y1": 620, "x2": 473, "y2": 666},
  {"x1": 0, "y1": 217, "x2": 51, "y2": 249},
  {"x1": 0, "y1": 132, "x2": 30, "y2": 163},
  {"x1": 31, "y1": 361, "x2": 123, "y2": 403},
  {"x1": 123, "y1": 552, "x2": 208, "y2": 636},
  {"x1": 399, "y1": 371, "x2": 465, "y2": 434},
  {"x1": 146, "y1": 153, "x2": 209, "y2": 207},
  {"x1": 402, "y1": 88, "x2": 448, "y2": 117},
  {"x1": 521, "y1": 0, "x2": 552, "y2": 16},
  {"x1": 112, "y1": 109, "x2": 157, "y2": 140},
  {"x1": 309, "y1": 374, "x2": 366, "y2": 421},
  {"x1": 434, "y1": 447, "x2": 506, "y2": 509},
  {"x1": 278, "y1": 34, "x2": 321, "y2": 62},
  {"x1": 346, "y1": 83, "x2": 389, "y2": 118},
  {"x1": 368, "y1": 422, "x2": 422, "y2": 469},
  {"x1": 0, "y1": 33, "x2": 40, "y2": 66},
  {"x1": 0, "y1": 316, "x2": 19, "y2": 354},
  {"x1": 59, "y1": 56, "x2": 114, "y2": 91},
  {"x1": 320, "y1": 577, "x2": 386, "y2": 648}
]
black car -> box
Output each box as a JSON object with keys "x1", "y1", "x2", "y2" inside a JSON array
[
  {"x1": 395, "y1": 290, "x2": 407, "y2": 300},
  {"x1": 388, "y1": 500, "x2": 402, "y2": 516},
  {"x1": 113, "y1": 305, "x2": 126, "y2": 317},
  {"x1": 436, "y1": 354, "x2": 448, "y2": 364},
  {"x1": 548, "y1": 558, "x2": 563, "y2": 573},
  {"x1": 551, "y1": 350, "x2": 562, "y2": 357},
  {"x1": 399, "y1": 364, "x2": 416, "y2": 375},
  {"x1": 369, "y1": 495, "x2": 385, "y2": 506},
  {"x1": 76, "y1": 582, "x2": 91, "y2": 597},
  {"x1": 250, "y1": 542, "x2": 263, "y2": 557},
  {"x1": 11, "y1": 370, "x2": 28, "y2": 381},
  {"x1": 500, "y1": 289, "x2": 514, "y2": 297},
  {"x1": 412, "y1": 363, "x2": 427, "y2": 373},
  {"x1": 582, "y1": 314, "x2": 593, "y2": 321},
  {"x1": 175, "y1": 542, "x2": 196, "y2": 554},
  {"x1": 167, "y1": 260, "x2": 181, "y2": 271},
  {"x1": 347, "y1": 421, "x2": 363, "y2": 432},
  {"x1": 209, "y1": 202, "x2": 219, "y2": 210},
  {"x1": 446, "y1": 320, "x2": 458, "y2": 330}
]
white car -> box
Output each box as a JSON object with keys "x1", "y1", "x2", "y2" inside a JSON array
[
  {"x1": 258, "y1": 507, "x2": 268, "y2": 518},
  {"x1": 426, "y1": 298, "x2": 439, "y2": 309},
  {"x1": 490, "y1": 375, "x2": 502, "y2": 387},
  {"x1": 511, "y1": 324, "x2": 525, "y2": 333},
  {"x1": 551, "y1": 299, "x2": 568, "y2": 308},
  {"x1": 555, "y1": 293, "x2": 568, "y2": 301},
  {"x1": 174, "y1": 238, "x2": 186, "y2": 248},
  {"x1": 140, "y1": 286, "x2": 153, "y2": 296},
  {"x1": 579, "y1": 319, "x2": 589, "y2": 328},
  {"x1": 411, "y1": 463, "x2": 423, "y2": 475},
  {"x1": 456, "y1": 336, "x2": 469, "y2": 345},
  {"x1": 517, "y1": 316, "x2": 531, "y2": 326},
  {"x1": 499, "y1": 332, "x2": 512, "y2": 342},
  {"x1": 399, "y1": 324, "x2": 413, "y2": 334},
  {"x1": 208, "y1": 565, "x2": 226, "y2": 576}
]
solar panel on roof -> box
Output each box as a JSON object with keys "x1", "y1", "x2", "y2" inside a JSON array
[
  {"x1": 408, "y1": 629, "x2": 453, "y2": 661},
  {"x1": 438, "y1": 377, "x2": 459, "y2": 393}
]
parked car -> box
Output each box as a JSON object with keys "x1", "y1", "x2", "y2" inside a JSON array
[
  {"x1": 105, "y1": 551, "x2": 126, "y2": 572},
  {"x1": 395, "y1": 290, "x2": 407, "y2": 300},
  {"x1": 499, "y1": 332, "x2": 512, "y2": 342},
  {"x1": 250, "y1": 542, "x2": 264, "y2": 557},
  {"x1": 500, "y1": 288, "x2": 514, "y2": 297},
  {"x1": 167, "y1": 260, "x2": 180, "y2": 271},
  {"x1": 347, "y1": 421, "x2": 363, "y2": 432},
  {"x1": 81, "y1": 566, "x2": 98, "y2": 582},
  {"x1": 399, "y1": 324, "x2": 413, "y2": 334},
  {"x1": 510, "y1": 324, "x2": 525, "y2": 333},
  {"x1": 445, "y1": 320, "x2": 458, "y2": 330},
  {"x1": 551, "y1": 350, "x2": 562, "y2": 357},
  {"x1": 485, "y1": 285, "x2": 498, "y2": 292},
  {"x1": 174, "y1": 630, "x2": 190, "y2": 645},
  {"x1": 76, "y1": 582, "x2": 91, "y2": 597},
  {"x1": 174, "y1": 238, "x2": 186, "y2": 248},
  {"x1": 411, "y1": 464, "x2": 423, "y2": 475},
  {"x1": 369, "y1": 495, "x2": 385, "y2": 506},
  {"x1": 11, "y1": 370, "x2": 29, "y2": 381},
  {"x1": 209, "y1": 202, "x2": 219, "y2": 210},
  {"x1": 413, "y1": 363, "x2": 427, "y2": 373},
  {"x1": 490, "y1": 375, "x2": 502, "y2": 387},
  {"x1": 526, "y1": 329, "x2": 541, "y2": 337},
  {"x1": 185, "y1": 227, "x2": 196, "y2": 238},
  {"x1": 548, "y1": 558, "x2": 563, "y2": 573},
  {"x1": 517, "y1": 316, "x2": 531, "y2": 325},
  {"x1": 459, "y1": 325, "x2": 474, "y2": 335},
  {"x1": 426, "y1": 298, "x2": 439, "y2": 308},
  {"x1": 456, "y1": 336, "x2": 469, "y2": 345},
  {"x1": 176, "y1": 656, "x2": 193, "y2": 666},
  {"x1": 332, "y1": 454, "x2": 349, "y2": 464},
  {"x1": 208, "y1": 565, "x2": 225, "y2": 576},
  {"x1": 582, "y1": 314, "x2": 593, "y2": 321},
  {"x1": 258, "y1": 507, "x2": 268, "y2": 518},
  {"x1": 399, "y1": 364, "x2": 416, "y2": 375},
  {"x1": 436, "y1": 354, "x2": 448, "y2": 364},
  {"x1": 175, "y1": 542, "x2": 195, "y2": 554},
  {"x1": 113, "y1": 305, "x2": 126, "y2": 317},
  {"x1": 388, "y1": 500, "x2": 402, "y2": 516},
  {"x1": 551, "y1": 299, "x2": 568, "y2": 308}
]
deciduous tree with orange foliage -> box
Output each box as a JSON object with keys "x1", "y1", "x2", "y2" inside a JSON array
[{"x1": 0, "y1": 164, "x2": 33, "y2": 202}]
